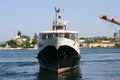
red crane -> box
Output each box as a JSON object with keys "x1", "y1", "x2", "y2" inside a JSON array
[
  {"x1": 100, "y1": 15, "x2": 120, "y2": 45},
  {"x1": 100, "y1": 15, "x2": 120, "y2": 25}
]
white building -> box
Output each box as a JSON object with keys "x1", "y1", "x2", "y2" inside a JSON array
[{"x1": 12, "y1": 35, "x2": 27, "y2": 44}]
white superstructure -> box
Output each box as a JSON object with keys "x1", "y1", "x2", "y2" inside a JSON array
[{"x1": 38, "y1": 30, "x2": 80, "y2": 53}]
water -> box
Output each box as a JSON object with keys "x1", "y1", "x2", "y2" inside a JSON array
[{"x1": 0, "y1": 48, "x2": 120, "y2": 80}]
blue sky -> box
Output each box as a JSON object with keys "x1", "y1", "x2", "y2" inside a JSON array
[{"x1": 0, "y1": 0, "x2": 120, "y2": 41}]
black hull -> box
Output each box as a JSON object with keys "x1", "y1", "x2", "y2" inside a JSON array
[{"x1": 37, "y1": 45, "x2": 80, "y2": 73}]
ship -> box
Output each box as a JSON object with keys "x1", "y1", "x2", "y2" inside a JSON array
[{"x1": 37, "y1": 7, "x2": 81, "y2": 73}]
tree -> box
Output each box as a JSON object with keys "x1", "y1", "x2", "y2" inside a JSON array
[
  {"x1": 23, "y1": 40, "x2": 31, "y2": 48},
  {"x1": 34, "y1": 33, "x2": 38, "y2": 39},
  {"x1": 17, "y1": 31, "x2": 22, "y2": 37},
  {"x1": 32, "y1": 33, "x2": 38, "y2": 46},
  {"x1": 7, "y1": 40, "x2": 18, "y2": 48},
  {"x1": 0, "y1": 43, "x2": 6, "y2": 47}
]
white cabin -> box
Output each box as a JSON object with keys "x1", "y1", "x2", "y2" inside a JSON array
[{"x1": 39, "y1": 30, "x2": 78, "y2": 41}]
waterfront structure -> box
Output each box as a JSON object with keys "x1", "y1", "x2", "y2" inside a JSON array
[
  {"x1": 79, "y1": 38, "x2": 116, "y2": 48},
  {"x1": 89, "y1": 42, "x2": 115, "y2": 48}
]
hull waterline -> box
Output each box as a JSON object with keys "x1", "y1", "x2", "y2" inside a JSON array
[{"x1": 37, "y1": 43, "x2": 80, "y2": 73}]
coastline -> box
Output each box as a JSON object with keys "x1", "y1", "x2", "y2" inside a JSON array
[{"x1": 0, "y1": 47, "x2": 37, "y2": 50}]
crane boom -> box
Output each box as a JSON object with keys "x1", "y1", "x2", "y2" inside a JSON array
[{"x1": 100, "y1": 15, "x2": 120, "y2": 25}]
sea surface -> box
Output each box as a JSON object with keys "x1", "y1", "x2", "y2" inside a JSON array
[{"x1": 0, "y1": 48, "x2": 120, "y2": 80}]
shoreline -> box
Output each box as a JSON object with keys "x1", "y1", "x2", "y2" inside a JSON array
[
  {"x1": 0, "y1": 47, "x2": 37, "y2": 50},
  {"x1": 1, "y1": 47, "x2": 119, "y2": 50}
]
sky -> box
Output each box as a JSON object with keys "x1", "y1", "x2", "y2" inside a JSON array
[{"x1": 0, "y1": 0, "x2": 120, "y2": 41}]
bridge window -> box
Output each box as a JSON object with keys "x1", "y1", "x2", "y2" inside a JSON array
[
  {"x1": 39, "y1": 33, "x2": 78, "y2": 41},
  {"x1": 48, "y1": 34, "x2": 53, "y2": 38},
  {"x1": 42, "y1": 34, "x2": 47, "y2": 40},
  {"x1": 65, "y1": 33, "x2": 70, "y2": 39},
  {"x1": 58, "y1": 33, "x2": 64, "y2": 37},
  {"x1": 70, "y1": 33, "x2": 78, "y2": 40}
]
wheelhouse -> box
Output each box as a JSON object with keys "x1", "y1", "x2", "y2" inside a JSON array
[{"x1": 39, "y1": 31, "x2": 78, "y2": 41}]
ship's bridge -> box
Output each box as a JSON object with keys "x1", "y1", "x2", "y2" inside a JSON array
[{"x1": 39, "y1": 30, "x2": 78, "y2": 41}]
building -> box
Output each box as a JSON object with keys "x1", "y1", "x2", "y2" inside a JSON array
[
  {"x1": 12, "y1": 35, "x2": 27, "y2": 44},
  {"x1": 113, "y1": 30, "x2": 120, "y2": 41},
  {"x1": 80, "y1": 39, "x2": 115, "y2": 48},
  {"x1": 89, "y1": 42, "x2": 115, "y2": 48}
]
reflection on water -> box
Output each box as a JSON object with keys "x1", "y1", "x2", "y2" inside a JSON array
[{"x1": 37, "y1": 67, "x2": 82, "y2": 80}]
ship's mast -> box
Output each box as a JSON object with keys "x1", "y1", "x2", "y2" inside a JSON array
[
  {"x1": 55, "y1": 7, "x2": 60, "y2": 24},
  {"x1": 53, "y1": 7, "x2": 66, "y2": 30}
]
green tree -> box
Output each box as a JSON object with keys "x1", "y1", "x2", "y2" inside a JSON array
[
  {"x1": 7, "y1": 40, "x2": 17, "y2": 48},
  {"x1": 0, "y1": 43, "x2": 6, "y2": 47},
  {"x1": 32, "y1": 33, "x2": 38, "y2": 45},
  {"x1": 17, "y1": 31, "x2": 22, "y2": 37},
  {"x1": 23, "y1": 40, "x2": 31, "y2": 48},
  {"x1": 34, "y1": 33, "x2": 38, "y2": 38}
]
